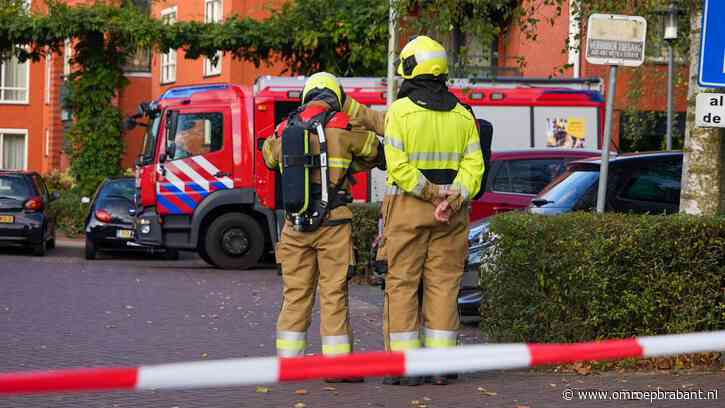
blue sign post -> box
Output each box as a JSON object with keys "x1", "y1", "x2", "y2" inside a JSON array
[{"x1": 699, "y1": 0, "x2": 725, "y2": 87}]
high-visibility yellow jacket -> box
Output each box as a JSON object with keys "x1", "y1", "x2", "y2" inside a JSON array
[{"x1": 383, "y1": 98, "x2": 483, "y2": 200}]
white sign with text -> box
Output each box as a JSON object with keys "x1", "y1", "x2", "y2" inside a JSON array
[{"x1": 695, "y1": 93, "x2": 725, "y2": 128}]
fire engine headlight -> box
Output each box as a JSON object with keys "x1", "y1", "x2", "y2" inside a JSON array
[{"x1": 140, "y1": 225, "x2": 151, "y2": 235}]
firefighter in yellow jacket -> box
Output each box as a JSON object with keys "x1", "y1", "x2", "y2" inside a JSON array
[
  {"x1": 379, "y1": 36, "x2": 483, "y2": 386},
  {"x1": 262, "y1": 73, "x2": 384, "y2": 381}
]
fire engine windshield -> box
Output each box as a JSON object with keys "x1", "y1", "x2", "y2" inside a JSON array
[{"x1": 141, "y1": 115, "x2": 161, "y2": 164}]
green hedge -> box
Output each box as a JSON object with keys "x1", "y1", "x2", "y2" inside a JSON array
[
  {"x1": 349, "y1": 203, "x2": 381, "y2": 275},
  {"x1": 480, "y1": 212, "x2": 725, "y2": 343}
]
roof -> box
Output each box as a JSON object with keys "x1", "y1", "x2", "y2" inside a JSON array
[
  {"x1": 0, "y1": 170, "x2": 36, "y2": 176},
  {"x1": 491, "y1": 148, "x2": 601, "y2": 159},
  {"x1": 570, "y1": 151, "x2": 683, "y2": 166}
]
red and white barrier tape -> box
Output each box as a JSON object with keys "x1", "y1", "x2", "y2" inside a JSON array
[{"x1": 1, "y1": 330, "x2": 723, "y2": 395}]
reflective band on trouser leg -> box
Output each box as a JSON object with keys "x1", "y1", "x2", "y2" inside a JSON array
[
  {"x1": 423, "y1": 328, "x2": 458, "y2": 348},
  {"x1": 277, "y1": 331, "x2": 307, "y2": 357},
  {"x1": 389, "y1": 331, "x2": 421, "y2": 351},
  {"x1": 321, "y1": 335, "x2": 352, "y2": 356}
]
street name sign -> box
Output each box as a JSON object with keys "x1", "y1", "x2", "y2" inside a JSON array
[
  {"x1": 586, "y1": 14, "x2": 647, "y2": 67},
  {"x1": 699, "y1": 0, "x2": 725, "y2": 87},
  {"x1": 695, "y1": 93, "x2": 725, "y2": 127}
]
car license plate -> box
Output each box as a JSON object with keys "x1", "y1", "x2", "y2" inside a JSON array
[
  {"x1": 117, "y1": 229, "x2": 134, "y2": 239},
  {"x1": 0, "y1": 215, "x2": 14, "y2": 223}
]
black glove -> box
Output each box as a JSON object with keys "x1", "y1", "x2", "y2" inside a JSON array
[
  {"x1": 375, "y1": 141, "x2": 387, "y2": 170},
  {"x1": 339, "y1": 85, "x2": 347, "y2": 110}
]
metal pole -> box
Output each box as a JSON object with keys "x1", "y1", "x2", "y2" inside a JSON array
[
  {"x1": 666, "y1": 41, "x2": 674, "y2": 150},
  {"x1": 596, "y1": 65, "x2": 617, "y2": 213},
  {"x1": 386, "y1": 1, "x2": 398, "y2": 108}
]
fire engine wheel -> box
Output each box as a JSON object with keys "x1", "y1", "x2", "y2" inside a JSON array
[{"x1": 205, "y1": 213, "x2": 264, "y2": 270}]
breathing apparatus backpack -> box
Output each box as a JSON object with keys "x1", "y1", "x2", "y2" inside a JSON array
[{"x1": 279, "y1": 104, "x2": 351, "y2": 232}]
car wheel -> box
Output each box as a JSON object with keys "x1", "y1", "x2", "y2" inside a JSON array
[
  {"x1": 85, "y1": 238, "x2": 97, "y2": 260},
  {"x1": 33, "y1": 240, "x2": 47, "y2": 257},
  {"x1": 163, "y1": 248, "x2": 180, "y2": 261},
  {"x1": 204, "y1": 213, "x2": 264, "y2": 270}
]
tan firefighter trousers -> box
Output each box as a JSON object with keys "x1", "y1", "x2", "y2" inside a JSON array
[
  {"x1": 275, "y1": 210, "x2": 355, "y2": 357},
  {"x1": 382, "y1": 192, "x2": 468, "y2": 352}
]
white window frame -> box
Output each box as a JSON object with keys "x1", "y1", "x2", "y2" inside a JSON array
[
  {"x1": 63, "y1": 39, "x2": 72, "y2": 79},
  {"x1": 44, "y1": 129, "x2": 50, "y2": 157},
  {"x1": 160, "y1": 6, "x2": 178, "y2": 84},
  {"x1": 203, "y1": 0, "x2": 223, "y2": 77},
  {"x1": 0, "y1": 129, "x2": 29, "y2": 171},
  {"x1": 0, "y1": 55, "x2": 30, "y2": 105},
  {"x1": 45, "y1": 52, "x2": 52, "y2": 104}
]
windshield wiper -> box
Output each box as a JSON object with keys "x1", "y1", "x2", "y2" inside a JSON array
[{"x1": 531, "y1": 198, "x2": 554, "y2": 207}]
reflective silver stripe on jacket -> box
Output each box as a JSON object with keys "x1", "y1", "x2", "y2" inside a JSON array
[{"x1": 408, "y1": 151, "x2": 463, "y2": 163}]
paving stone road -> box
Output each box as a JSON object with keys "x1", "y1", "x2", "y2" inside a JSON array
[{"x1": 0, "y1": 240, "x2": 722, "y2": 407}]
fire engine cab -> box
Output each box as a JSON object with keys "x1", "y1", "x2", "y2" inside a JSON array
[{"x1": 132, "y1": 76, "x2": 605, "y2": 270}]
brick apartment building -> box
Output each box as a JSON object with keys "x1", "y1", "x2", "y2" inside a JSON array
[{"x1": 0, "y1": 1, "x2": 687, "y2": 175}]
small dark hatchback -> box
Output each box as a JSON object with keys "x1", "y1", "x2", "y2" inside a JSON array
[
  {"x1": 84, "y1": 177, "x2": 178, "y2": 260},
  {"x1": 0, "y1": 171, "x2": 59, "y2": 256}
]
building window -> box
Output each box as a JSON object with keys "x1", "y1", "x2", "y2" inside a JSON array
[
  {"x1": 0, "y1": 130, "x2": 28, "y2": 170},
  {"x1": 0, "y1": 55, "x2": 29, "y2": 104},
  {"x1": 63, "y1": 39, "x2": 72, "y2": 79},
  {"x1": 160, "y1": 7, "x2": 178, "y2": 84},
  {"x1": 204, "y1": 0, "x2": 223, "y2": 77},
  {"x1": 123, "y1": 48, "x2": 152, "y2": 74},
  {"x1": 45, "y1": 52, "x2": 52, "y2": 104}
]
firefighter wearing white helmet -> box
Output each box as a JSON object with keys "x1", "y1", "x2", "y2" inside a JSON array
[
  {"x1": 381, "y1": 36, "x2": 484, "y2": 386},
  {"x1": 262, "y1": 72, "x2": 384, "y2": 382}
]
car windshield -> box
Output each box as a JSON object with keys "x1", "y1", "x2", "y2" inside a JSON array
[
  {"x1": 536, "y1": 169, "x2": 599, "y2": 209},
  {"x1": 0, "y1": 175, "x2": 32, "y2": 200},
  {"x1": 98, "y1": 180, "x2": 135, "y2": 202}
]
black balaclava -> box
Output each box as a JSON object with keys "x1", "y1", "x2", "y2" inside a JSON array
[
  {"x1": 397, "y1": 74, "x2": 459, "y2": 111},
  {"x1": 303, "y1": 88, "x2": 342, "y2": 112}
]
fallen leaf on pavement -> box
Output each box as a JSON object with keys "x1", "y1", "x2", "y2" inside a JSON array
[
  {"x1": 516, "y1": 405, "x2": 530, "y2": 408},
  {"x1": 255, "y1": 386, "x2": 270, "y2": 393},
  {"x1": 294, "y1": 403, "x2": 306, "y2": 408},
  {"x1": 478, "y1": 387, "x2": 497, "y2": 396},
  {"x1": 423, "y1": 397, "x2": 431, "y2": 401},
  {"x1": 410, "y1": 400, "x2": 420, "y2": 405},
  {"x1": 323, "y1": 386, "x2": 336, "y2": 391},
  {"x1": 295, "y1": 389, "x2": 308, "y2": 395},
  {"x1": 201, "y1": 352, "x2": 208, "y2": 358},
  {"x1": 573, "y1": 361, "x2": 592, "y2": 375}
]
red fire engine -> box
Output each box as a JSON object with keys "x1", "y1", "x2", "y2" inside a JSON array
[{"x1": 132, "y1": 76, "x2": 605, "y2": 269}]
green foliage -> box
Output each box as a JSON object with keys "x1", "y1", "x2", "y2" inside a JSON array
[
  {"x1": 44, "y1": 169, "x2": 75, "y2": 192},
  {"x1": 48, "y1": 187, "x2": 87, "y2": 237},
  {"x1": 620, "y1": 110, "x2": 685, "y2": 152},
  {"x1": 480, "y1": 212, "x2": 725, "y2": 343},
  {"x1": 349, "y1": 203, "x2": 381, "y2": 274},
  {"x1": 265, "y1": 0, "x2": 388, "y2": 76}
]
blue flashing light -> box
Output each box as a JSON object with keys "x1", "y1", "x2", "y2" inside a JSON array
[{"x1": 160, "y1": 84, "x2": 230, "y2": 100}]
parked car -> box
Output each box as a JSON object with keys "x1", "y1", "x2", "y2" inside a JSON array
[
  {"x1": 83, "y1": 177, "x2": 178, "y2": 260},
  {"x1": 0, "y1": 171, "x2": 58, "y2": 256},
  {"x1": 459, "y1": 151, "x2": 684, "y2": 316},
  {"x1": 470, "y1": 149, "x2": 601, "y2": 221}
]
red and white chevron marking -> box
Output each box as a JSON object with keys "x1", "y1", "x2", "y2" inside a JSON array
[{"x1": 0, "y1": 331, "x2": 723, "y2": 395}]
